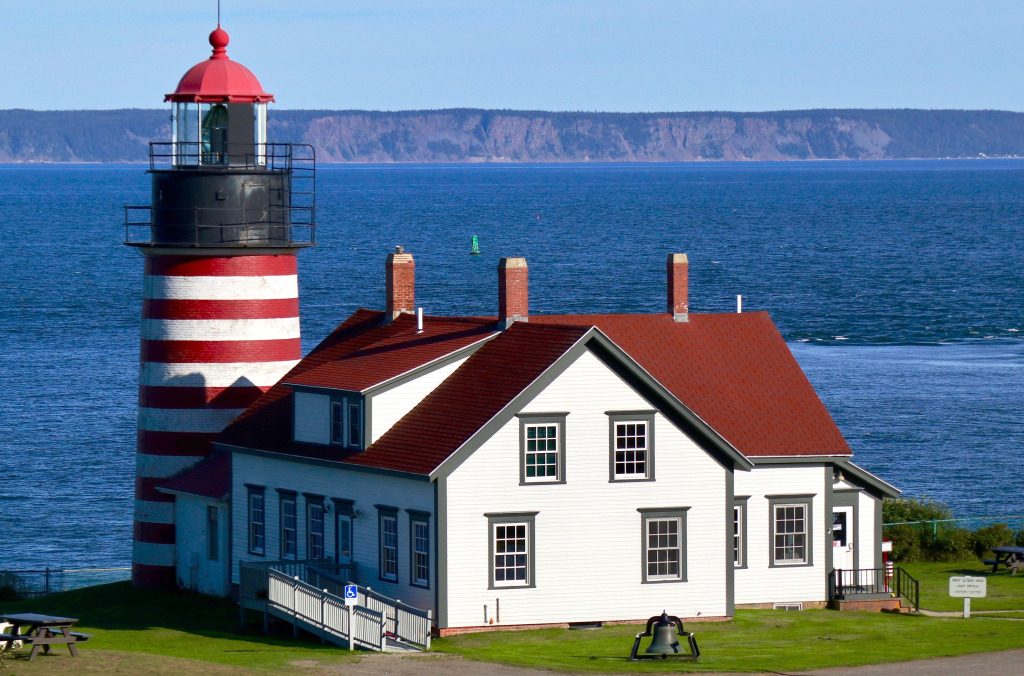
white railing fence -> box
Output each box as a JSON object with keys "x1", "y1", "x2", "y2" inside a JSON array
[
  {"x1": 266, "y1": 569, "x2": 385, "y2": 651},
  {"x1": 242, "y1": 560, "x2": 432, "y2": 651}
]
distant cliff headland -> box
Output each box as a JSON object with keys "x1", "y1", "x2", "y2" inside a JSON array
[{"x1": 3, "y1": 108, "x2": 1024, "y2": 163}]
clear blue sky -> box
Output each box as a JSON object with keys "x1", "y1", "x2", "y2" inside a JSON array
[{"x1": 5, "y1": 0, "x2": 1023, "y2": 112}]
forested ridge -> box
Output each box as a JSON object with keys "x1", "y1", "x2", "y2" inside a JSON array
[{"x1": 3, "y1": 108, "x2": 1024, "y2": 163}]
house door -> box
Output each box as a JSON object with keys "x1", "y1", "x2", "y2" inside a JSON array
[{"x1": 832, "y1": 507, "x2": 854, "y2": 571}]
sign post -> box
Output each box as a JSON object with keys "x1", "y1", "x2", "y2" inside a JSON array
[
  {"x1": 344, "y1": 584, "x2": 358, "y2": 650},
  {"x1": 949, "y1": 576, "x2": 986, "y2": 618}
]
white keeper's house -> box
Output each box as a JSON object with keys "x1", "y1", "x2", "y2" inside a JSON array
[{"x1": 158, "y1": 250, "x2": 899, "y2": 634}]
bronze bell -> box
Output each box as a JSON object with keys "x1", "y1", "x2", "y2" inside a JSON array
[{"x1": 645, "y1": 611, "x2": 681, "y2": 655}]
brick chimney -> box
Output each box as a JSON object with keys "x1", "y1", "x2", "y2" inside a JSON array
[
  {"x1": 385, "y1": 245, "x2": 415, "y2": 324},
  {"x1": 498, "y1": 257, "x2": 528, "y2": 329},
  {"x1": 667, "y1": 253, "x2": 688, "y2": 322}
]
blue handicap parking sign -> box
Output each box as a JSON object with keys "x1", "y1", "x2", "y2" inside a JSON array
[{"x1": 344, "y1": 584, "x2": 358, "y2": 605}]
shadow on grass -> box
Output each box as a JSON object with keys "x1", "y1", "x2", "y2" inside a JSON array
[{"x1": 0, "y1": 581, "x2": 320, "y2": 649}]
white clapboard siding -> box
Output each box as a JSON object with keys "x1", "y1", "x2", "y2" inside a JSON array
[
  {"x1": 443, "y1": 350, "x2": 729, "y2": 628},
  {"x1": 369, "y1": 356, "x2": 470, "y2": 443},
  {"x1": 858, "y1": 491, "x2": 877, "y2": 570},
  {"x1": 174, "y1": 497, "x2": 230, "y2": 597},
  {"x1": 293, "y1": 392, "x2": 330, "y2": 444},
  {"x1": 734, "y1": 464, "x2": 828, "y2": 605},
  {"x1": 231, "y1": 453, "x2": 435, "y2": 612}
]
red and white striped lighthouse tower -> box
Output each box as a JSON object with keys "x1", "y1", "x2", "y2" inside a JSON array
[{"x1": 125, "y1": 25, "x2": 315, "y2": 587}]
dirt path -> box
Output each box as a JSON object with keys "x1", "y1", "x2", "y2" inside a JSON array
[{"x1": 307, "y1": 648, "x2": 1024, "y2": 676}]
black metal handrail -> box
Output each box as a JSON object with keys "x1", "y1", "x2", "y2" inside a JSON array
[
  {"x1": 148, "y1": 141, "x2": 308, "y2": 172},
  {"x1": 828, "y1": 566, "x2": 919, "y2": 612}
]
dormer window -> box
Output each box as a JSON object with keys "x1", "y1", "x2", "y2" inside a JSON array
[
  {"x1": 293, "y1": 390, "x2": 363, "y2": 449},
  {"x1": 331, "y1": 396, "x2": 363, "y2": 449}
]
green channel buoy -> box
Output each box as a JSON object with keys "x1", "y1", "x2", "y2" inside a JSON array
[{"x1": 470, "y1": 235, "x2": 481, "y2": 255}]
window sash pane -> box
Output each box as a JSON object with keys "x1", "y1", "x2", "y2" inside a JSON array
[
  {"x1": 773, "y1": 504, "x2": 808, "y2": 563},
  {"x1": 493, "y1": 523, "x2": 529, "y2": 585},
  {"x1": 249, "y1": 492, "x2": 265, "y2": 553},
  {"x1": 733, "y1": 505, "x2": 743, "y2": 567},
  {"x1": 308, "y1": 503, "x2": 325, "y2": 560},
  {"x1": 281, "y1": 497, "x2": 297, "y2": 559},
  {"x1": 646, "y1": 517, "x2": 682, "y2": 580},
  {"x1": 381, "y1": 516, "x2": 398, "y2": 580},
  {"x1": 524, "y1": 424, "x2": 559, "y2": 481},
  {"x1": 413, "y1": 520, "x2": 430, "y2": 585},
  {"x1": 614, "y1": 421, "x2": 648, "y2": 477}
]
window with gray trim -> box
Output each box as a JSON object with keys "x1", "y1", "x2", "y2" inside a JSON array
[
  {"x1": 519, "y1": 414, "x2": 566, "y2": 484},
  {"x1": 408, "y1": 511, "x2": 430, "y2": 588},
  {"x1": 279, "y1": 491, "x2": 298, "y2": 559},
  {"x1": 331, "y1": 394, "x2": 363, "y2": 449},
  {"x1": 377, "y1": 505, "x2": 399, "y2": 582},
  {"x1": 768, "y1": 495, "x2": 814, "y2": 567},
  {"x1": 306, "y1": 495, "x2": 325, "y2": 560},
  {"x1": 639, "y1": 507, "x2": 688, "y2": 582},
  {"x1": 487, "y1": 512, "x2": 537, "y2": 588},
  {"x1": 608, "y1": 411, "x2": 655, "y2": 481},
  {"x1": 733, "y1": 497, "x2": 749, "y2": 569},
  {"x1": 247, "y1": 486, "x2": 265, "y2": 556},
  {"x1": 206, "y1": 506, "x2": 219, "y2": 561}
]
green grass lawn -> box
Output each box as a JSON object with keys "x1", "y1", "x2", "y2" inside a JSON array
[
  {"x1": 900, "y1": 559, "x2": 1024, "y2": 612},
  {"x1": 0, "y1": 582, "x2": 360, "y2": 673},
  {"x1": 3, "y1": 575, "x2": 1024, "y2": 674}
]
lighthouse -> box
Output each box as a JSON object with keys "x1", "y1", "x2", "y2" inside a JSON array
[{"x1": 125, "y1": 25, "x2": 315, "y2": 587}]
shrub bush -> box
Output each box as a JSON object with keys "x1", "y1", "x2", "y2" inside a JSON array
[{"x1": 973, "y1": 523, "x2": 1015, "y2": 558}]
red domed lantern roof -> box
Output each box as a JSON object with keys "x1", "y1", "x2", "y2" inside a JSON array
[{"x1": 165, "y1": 26, "x2": 274, "y2": 103}]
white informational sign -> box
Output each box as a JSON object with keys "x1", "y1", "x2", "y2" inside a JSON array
[
  {"x1": 949, "y1": 575, "x2": 986, "y2": 619},
  {"x1": 344, "y1": 584, "x2": 359, "y2": 606},
  {"x1": 949, "y1": 576, "x2": 987, "y2": 598}
]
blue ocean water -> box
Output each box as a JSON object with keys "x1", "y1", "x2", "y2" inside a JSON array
[{"x1": 1, "y1": 160, "x2": 1022, "y2": 570}]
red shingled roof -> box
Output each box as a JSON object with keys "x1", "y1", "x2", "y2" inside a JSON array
[
  {"x1": 216, "y1": 308, "x2": 850, "y2": 476},
  {"x1": 217, "y1": 310, "x2": 496, "y2": 455},
  {"x1": 343, "y1": 322, "x2": 591, "y2": 475},
  {"x1": 158, "y1": 451, "x2": 230, "y2": 499},
  {"x1": 288, "y1": 314, "x2": 494, "y2": 392},
  {"x1": 530, "y1": 312, "x2": 851, "y2": 459}
]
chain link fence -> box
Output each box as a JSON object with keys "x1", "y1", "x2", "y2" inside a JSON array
[{"x1": 0, "y1": 567, "x2": 131, "y2": 600}]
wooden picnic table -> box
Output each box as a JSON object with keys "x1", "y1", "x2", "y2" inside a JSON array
[
  {"x1": 0, "y1": 613, "x2": 90, "y2": 660},
  {"x1": 985, "y1": 546, "x2": 1024, "y2": 575}
]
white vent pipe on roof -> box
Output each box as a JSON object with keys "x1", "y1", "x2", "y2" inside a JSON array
[
  {"x1": 417, "y1": 307, "x2": 423, "y2": 333},
  {"x1": 737, "y1": 295, "x2": 743, "y2": 313}
]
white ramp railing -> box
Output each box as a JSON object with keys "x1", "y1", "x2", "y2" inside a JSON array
[{"x1": 267, "y1": 569, "x2": 384, "y2": 651}]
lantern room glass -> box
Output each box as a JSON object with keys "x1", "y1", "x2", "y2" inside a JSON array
[{"x1": 171, "y1": 101, "x2": 268, "y2": 167}]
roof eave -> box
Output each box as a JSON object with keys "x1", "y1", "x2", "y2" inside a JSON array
[{"x1": 215, "y1": 441, "x2": 432, "y2": 481}]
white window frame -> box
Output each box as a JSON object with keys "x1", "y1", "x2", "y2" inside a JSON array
[
  {"x1": 279, "y1": 491, "x2": 298, "y2": 560},
  {"x1": 378, "y1": 506, "x2": 399, "y2": 582},
  {"x1": 733, "y1": 498, "x2": 749, "y2": 569},
  {"x1": 247, "y1": 486, "x2": 265, "y2": 556},
  {"x1": 408, "y1": 511, "x2": 431, "y2": 589},
  {"x1": 306, "y1": 496, "x2": 325, "y2": 560}
]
